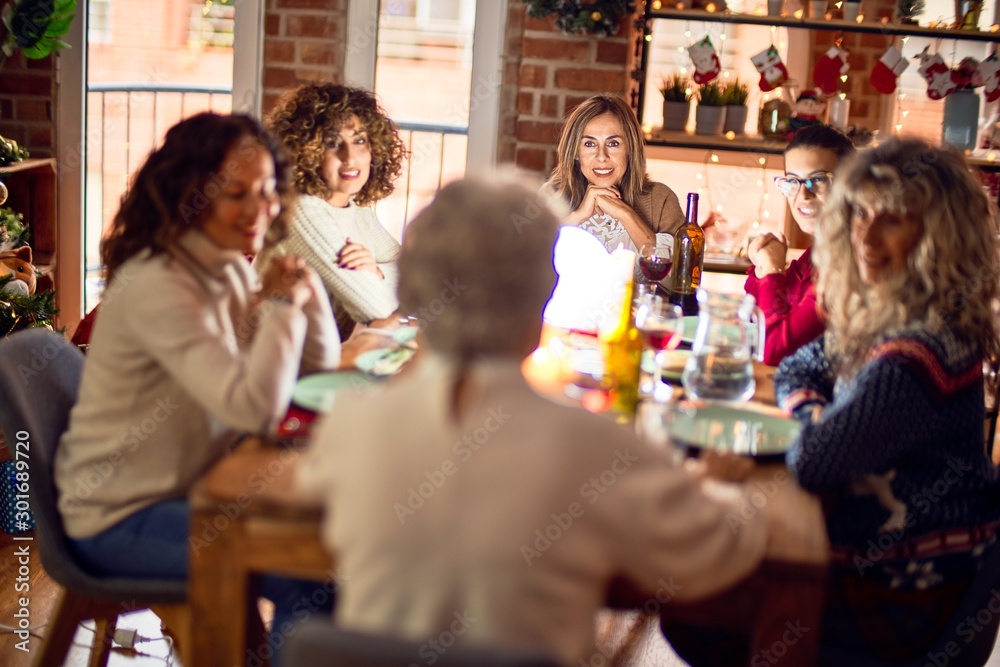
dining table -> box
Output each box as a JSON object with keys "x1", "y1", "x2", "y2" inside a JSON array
[{"x1": 186, "y1": 325, "x2": 829, "y2": 667}]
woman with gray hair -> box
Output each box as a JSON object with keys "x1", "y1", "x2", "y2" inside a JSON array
[{"x1": 298, "y1": 176, "x2": 770, "y2": 664}]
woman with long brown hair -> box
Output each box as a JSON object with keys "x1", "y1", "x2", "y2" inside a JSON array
[{"x1": 545, "y1": 94, "x2": 684, "y2": 252}]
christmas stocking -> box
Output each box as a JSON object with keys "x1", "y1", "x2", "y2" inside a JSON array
[
  {"x1": 870, "y1": 46, "x2": 909, "y2": 95},
  {"x1": 813, "y1": 45, "x2": 849, "y2": 95},
  {"x1": 980, "y1": 52, "x2": 1000, "y2": 102},
  {"x1": 915, "y1": 46, "x2": 957, "y2": 100},
  {"x1": 752, "y1": 45, "x2": 789, "y2": 92},
  {"x1": 688, "y1": 36, "x2": 721, "y2": 85}
]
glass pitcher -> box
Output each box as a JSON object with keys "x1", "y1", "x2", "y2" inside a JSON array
[{"x1": 681, "y1": 289, "x2": 765, "y2": 402}]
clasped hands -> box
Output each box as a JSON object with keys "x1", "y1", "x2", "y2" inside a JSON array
[
  {"x1": 259, "y1": 255, "x2": 316, "y2": 308},
  {"x1": 569, "y1": 184, "x2": 637, "y2": 226},
  {"x1": 748, "y1": 232, "x2": 788, "y2": 279}
]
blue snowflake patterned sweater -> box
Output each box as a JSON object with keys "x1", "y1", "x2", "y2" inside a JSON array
[{"x1": 775, "y1": 325, "x2": 1000, "y2": 584}]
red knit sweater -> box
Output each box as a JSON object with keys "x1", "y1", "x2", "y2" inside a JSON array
[{"x1": 744, "y1": 247, "x2": 825, "y2": 366}]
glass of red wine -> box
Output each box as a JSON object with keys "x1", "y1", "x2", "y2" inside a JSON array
[
  {"x1": 634, "y1": 294, "x2": 684, "y2": 402},
  {"x1": 638, "y1": 241, "x2": 673, "y2": 292}
]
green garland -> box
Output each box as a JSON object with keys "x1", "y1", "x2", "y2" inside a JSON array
[
  {"x1": 526, "y1": 0, "x2": 635, "y2": 37},
  {"x1": 0, "y1": 206, "x2": 26, "y2": 248},
  {"x1": 0, "y1": 275, "x2": 57, "y2": 337}
]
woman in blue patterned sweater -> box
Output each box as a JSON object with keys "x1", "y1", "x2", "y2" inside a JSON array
[{"x1": 775, "y1": 137, "x2": 1000, "y2": 660}]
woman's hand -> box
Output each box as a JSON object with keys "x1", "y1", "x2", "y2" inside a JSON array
[
  {"x1": 567, "y1": 185, "x2": 622, "y2": 225},
  {"x1": 260, "y1": 255, "x2": 315, "y2": 308},
  {"x1": 338, "y1": 237, "x2": 383, "y2": 277},
  {"x1": 748, "y1": 232, "x2": 788, "y2": 278}
]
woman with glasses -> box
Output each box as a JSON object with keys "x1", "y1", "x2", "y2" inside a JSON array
[
  {"x1": 745, "y1": 123, "x2": 854, "y2": 365},
  {"x1": 545, "y1": 94, "x2": 684, "y2": 252},
  {"x1": 775, "y1": 137, "x2": 1000, "y2": 661}
]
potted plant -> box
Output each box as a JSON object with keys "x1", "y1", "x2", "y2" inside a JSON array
[
  {"x1": 895, "y1": 0, "x2": 924, "y2": 24},
  {"x1": 0, "y1": 0, "x2": 77, "y2": 69},
  {"x1": 695, "y1": 79, "x2": 727, "y2": 135},
  {"x1": 660, "y1": 73, "x2": 692, "y2": 132},
  {"x1": 722, "y1": 79, "x2": 750, "y2": 134}
]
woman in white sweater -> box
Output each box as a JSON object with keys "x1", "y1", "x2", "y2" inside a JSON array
[
  {"x1": 56, "y1": 113, "x2": 340, "y2": 665},
  {"x1": 259, "y1": 83, "x2": 408, "y2": 340}
]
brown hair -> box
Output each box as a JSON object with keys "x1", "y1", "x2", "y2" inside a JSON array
[
  {"x1": 546, "y1": 94, "x2": 651, "y2": 210},
  {"x1": 266, "y1": 83, "x2": 407, "y2": 206},
  {"x1": 101, "y1": 113, "x2": 293, "y2": 282}
]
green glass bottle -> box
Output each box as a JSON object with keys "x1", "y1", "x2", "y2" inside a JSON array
[{"x1": 669, "y1": 193, "x2": 705, "y2": 316}]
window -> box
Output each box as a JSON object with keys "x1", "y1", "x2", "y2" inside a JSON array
[{"x1": 88, "y1": 0, "x2": 112, "y2": 44}]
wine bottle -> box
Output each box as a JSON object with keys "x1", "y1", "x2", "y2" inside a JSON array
[
  {"x1": 669, "y1": 193, "x2": 705, "y2": 316},
  {"x1": 600, "y1": 249, "x2": 643, "y2": 422}
]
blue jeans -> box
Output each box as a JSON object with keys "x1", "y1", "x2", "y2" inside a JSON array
[{"x1": 71, "y1": 498, "x2": 335, "y2": 667}]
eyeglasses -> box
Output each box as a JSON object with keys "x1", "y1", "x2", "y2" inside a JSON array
[{"x1": 774, "y1": 172, "x2": 834, "y2": 198}]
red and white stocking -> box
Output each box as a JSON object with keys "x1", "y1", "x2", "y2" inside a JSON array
[
  {"x1": 870, "y1": 46, "x2": 909, "y2": 95},
  {"x1": 915, "y1": 46, "x2": 957, "y2": 100},
  {"x1": 813, "y1": 45, "x2": 849, "y2": 95},
  {"x1": 688, "y1": 36, "x2": 721, "y2": 85},
  {"x1": 752, "y1": 45, "x2": 789, "y2": 92},
  {"x1": 980, "y1": 52, "x2": 1000, "y2": 103}
]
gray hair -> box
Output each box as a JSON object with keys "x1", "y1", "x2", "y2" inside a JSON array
[{"x1": 398, "y1": 176, "x2": 560, "y2": 359}]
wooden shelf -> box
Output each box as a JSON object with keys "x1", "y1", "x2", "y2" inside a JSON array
[
  {"x1": 644, "y1": 8, "x2": 1000, "y2": 42},
  {"x1": 646, "y1": 128, "x2": 787, "y2": 155},
  {"x1": 0, "y1": 158, "x2": 58, "y2": 294}
]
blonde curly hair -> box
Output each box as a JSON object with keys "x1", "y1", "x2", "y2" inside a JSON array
[
  {"x1": 816, "y1": 137, "x2": 1000, "y2": 373},
  {"x1": 265, "y1": 83, "x2": 406, "y2": 206}
]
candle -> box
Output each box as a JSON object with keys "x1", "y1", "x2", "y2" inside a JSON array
[
  {"x1": 828, "y1": 95, "x2": 851, "y2": 130},
  {"x1": 609, "y1": 245, "x2": 637, "y2": 283}
]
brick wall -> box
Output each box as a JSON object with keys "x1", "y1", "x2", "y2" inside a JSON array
[
  {"x1": 261, "y1": 0, "x2": 348, "y2": 114},
  {"x1": 0, "y1": 53, "x2": 56, "y2": 158},
  {"x1": 499, "y1": 1, "x2": 634, "y2": 175}
]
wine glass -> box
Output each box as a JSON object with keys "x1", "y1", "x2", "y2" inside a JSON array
[
  {"x1": 638, "y1": 241, "x2": 673, "y2": 293},
  {"x1": 634, "y1": 295, "x2": 684, "y2": 402}
]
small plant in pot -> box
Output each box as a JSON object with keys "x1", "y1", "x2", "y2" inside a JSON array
[
  {"x1": 722, "y1": 78, "x2": 750, "y2": 135},
  {"x1": 695, "y1": 79, "x2": 727, "y2": 135},
  {"x1": 660, "y1": 73, "x2": 692, "y2": 132}
]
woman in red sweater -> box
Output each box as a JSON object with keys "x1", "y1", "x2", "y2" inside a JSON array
[{"x1": 745, "y1": 124, "x2": 854, "y2": 365}]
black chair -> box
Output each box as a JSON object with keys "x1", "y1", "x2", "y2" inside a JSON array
[
  {"x1": 284, "y1": 619, "x2": 562, "y2": 666},
  {"x1": 819, "y1": 537, "x2": 1000, "y2": 667},
  {"x1": 0, "y1": 329, "x2": 189, "y2": 666}
]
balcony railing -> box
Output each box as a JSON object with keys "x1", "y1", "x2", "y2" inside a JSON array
[{"x1": 83, "y1": 83, "x2": 467, "y2": 308}]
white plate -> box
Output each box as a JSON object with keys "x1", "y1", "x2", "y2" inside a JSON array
[
  {"x1": 293, "y1": 372, "x2": 374, "y2": 413},
  {"x1": 668, "y1": 402, "x2": 801, "y2": 460},
  {"x1": 355, "y1": 347, "x2": 416, "y2": 377}
]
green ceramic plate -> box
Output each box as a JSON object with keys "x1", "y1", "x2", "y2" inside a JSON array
[
  {"x1": 355, "y1": 346, "x2": 416, "y2": 377},
  {"x1": 668, "y1": 402, "x2": 801, "y2": 461},
  {"x1": 293, "y1": 371, "x2": 374, "y2": 414},
  {"x1": 680, "y1": 316, "x2": 700, "y2": 345},
  {"x1": 641, "y1": 349, "x2": 690, "y2": 381},
  {"x1": 393, "y1": 326, "x2": 419, "y2": 346}
]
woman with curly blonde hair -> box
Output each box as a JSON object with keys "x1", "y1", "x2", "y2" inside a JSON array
[
  {"x1": 257, "y1": 83, "x2": 408, "y2": 340},
  {"x1": 775, "y1": 137, "x2": 1000, "y2": 661},
  {"x1": 545, "y1": 94, "x2": 684, "y2": 252}
]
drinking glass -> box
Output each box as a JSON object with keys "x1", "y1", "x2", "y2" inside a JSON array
[
  {"x1": 634, "y1": 295, "x2": 684, "y2": 402},
  {"x1": 638, "y1": 241, "x2": 673, "y2": 291}
]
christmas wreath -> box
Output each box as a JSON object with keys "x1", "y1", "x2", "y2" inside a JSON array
[{"x1": 525, "y1": 0, "x2": 636, "y2": 37}]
